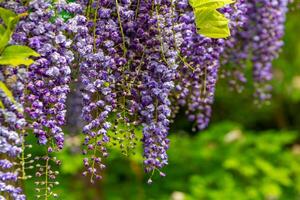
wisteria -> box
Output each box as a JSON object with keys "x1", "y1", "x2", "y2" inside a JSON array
[
  {"x1": 172, "y1": 0, "x2": 229, "y2": 130},
  {"x1": 222, "y1": 0, "x2": 289, "y2": 102},
  {"x1": 17, "y1": 0, "x2": 73, "y2": 149},
  {"x1": 0, "y1": 0, "x2": 290, "y2": 199},
  {"x1": 0, "y1": 68, "x2": 26, "y2": 199},
  {"x1": 251, "y1": 0, "x2": 289, "y2": 102}
]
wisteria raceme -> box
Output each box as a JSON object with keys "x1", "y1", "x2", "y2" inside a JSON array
[
  {"x1": 12, "y1": 0, "x2": 74, "y2": 149},
  {"x1": 221, "y1": 0, "x2": 250, "y2": 92},
  {"x1": 0, "y1": 68, "x2": 26, "y2": 199},
  {"x1": 135, "y1": 0, "x2": 177, "y2": 176},
  {"x1": 172, "y1": 0, "x2": 229, "y2": 130},
  {"x1": 73, "y1": 0, "x2": 121, "y2": 182},
  {"x1": 222, "y1": 0, "x2": 288, "y2": 101},
  {"x1": 110, "y1": 0, "x2": 139, "y2": 157},
  {"x1": 250, "y1": 0, "x2": 288, "y2": 102},
  {"x1": 1, "y1": 1, "x2": 76, "y2": 199}
]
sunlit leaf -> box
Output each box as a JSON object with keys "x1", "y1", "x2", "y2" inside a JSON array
[
  {"x1": 189, "y1": 0, "x2": 235, "y2": 9},
  {"x1": 194, "y1": 8, "x2": 230, "y2": 38},
  {"x1": 0, "y1": 45, "x2": 40, "y2": 67},
  {"x1": 0, "y1": 28, "x2": 12, "y2": 53},
  {"x1": 0, "y1": 25, "x2": 5, "y2": 35},
  {"x1": 0, "y1": 7, "x2": 17, "y2": 27},
  {"x1": 0, "y1": 80, "x2": 16, "y2": 104},
  {"x1": 0, "y1": 100, "x2": 3, "y2": 109},
  {"x1": 189, "y1": 0, "x2": 234, "y2": 38}
]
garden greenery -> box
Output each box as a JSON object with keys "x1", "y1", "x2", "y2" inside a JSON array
[{"x1": 0, "y1": 0, "x2": 289, "y2": 199}]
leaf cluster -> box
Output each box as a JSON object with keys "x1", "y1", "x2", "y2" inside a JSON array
[{"x1": 189, "y1": 0, "x2": 235, "y2": 38}]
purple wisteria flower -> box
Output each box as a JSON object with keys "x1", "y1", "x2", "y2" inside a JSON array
[
  {"x1": 172, "y1": 0, "x2": 229, "y2": 130},
  {"x1": 222, "y1": 0, "x2": 289, "y2": 102},
  {"x1": 0, "y1": 68, "x2": 26, "y2": 199},
  {"x1": 0, "y1": 0, "x2": 291, "y2": 195},
  {"x1": 10, "y1": 0, "x2": 75, "y2": 149}
]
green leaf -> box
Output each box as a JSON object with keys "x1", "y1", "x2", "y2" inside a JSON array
[
  {"x1": 194, "y1": 8, "x2": 231, "y2": 38},
  {"x1": 0, "y1": 7, "x2": 20, "y2": 52},
  {"x1": 189, "y1": 0, "x2": 235, "y2": 9},
  {"x1": 0, "y1": 7, "x2": 17, "y2": 27},
  {"x1": 189, "y1": 0, "x2": 234, "y2": 38},
  {"x1": 59, "y1": 10, "x2": 74, "y2": 22},
  {"x1": 0, "y1": 45, "x2": 40, "y2": 67},
  {"x1": 0, "y1": 25, "x2": 5, "y2": 35},
  {"x1": 0, "y1": 80, "x2": 16, "y2": 104},
  {"x1": 0, "y1": 100, "x2": 3, "y2": 109},
  {"x1": 0, "y1": 28, "x2": 12, "y2": 53}
]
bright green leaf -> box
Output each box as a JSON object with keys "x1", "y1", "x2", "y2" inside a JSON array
[
  {"x1": 0, "y1": 45, "x2": 40, "y2": 67},
  {"x1": 0, "y1": 100, "x2": 3, "y2": 109},
  {"x1": 194, "y1": 8, "x2": 231, "y2": 38},
  {"x1": 261, "y1": 182, "x2": 282, "y2": 199},
  {"x1": 189, "y1": 0, "x2": 234, "y2": 38},
  {"x1": 0, "y1": 7, "x2": 20, "y2": 32},
  {"x1": 0, "y1": 7, "x2": 17, "y2": 27},
  {"x1": 7, "y1": 16, "x2": 20, "y2": 31},
  {"x1": 0, "y1": 28, "x2": 12, "y2": 53},
  {"x1": 189, "y1": 0, "x2": 235, "y2": 9},
  {"x1": 0, "y1": 25, "x2": 5, "y2": 35},
  {"x1": 0, "y1": 80, "x2": 16, "y2": 104}
]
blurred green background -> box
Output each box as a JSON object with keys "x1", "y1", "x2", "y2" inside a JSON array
[{"x1": 24, "y1": 6, "x2": 300, "y2": 200}]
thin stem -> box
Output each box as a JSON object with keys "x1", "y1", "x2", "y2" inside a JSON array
[
  {"x1": 116, "y1": 0, "x2": 127, "y2": 57},
  {"x1": 90, "y1": 137, "x2": 98, "y2": 182},
  {"x1": 92, "y1": 1, "x2": 99, "y2": 52},
  {"x1": 86, "y1": 0, "x2": 93, "y2": 20},
  {"x1": 44, "y1": 155, "x2": 49, "y2": 200},
  {"x1": 135, "y1": 0, "x2": 141, "y2": 18},
  {"x1": 20, "y1": 130, "x2": 26, "y2": 180}
]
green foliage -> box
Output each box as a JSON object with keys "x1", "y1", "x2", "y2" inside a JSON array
[
  {"x1": 189, "y1": 0, "x2": 234, "y2": 38},
  {"x1": 29, "y1": 122, "x2": 300, "y2": 200},
  {"x1": 189, "y1": 0, "x2": 234, "y2": 8},
  {"x1": 0, "y1": 80, "x2": 16, "y2": 107},
  {"x1": 0, "y1": 7, "x2": 19, "y2": 52},
  {"x1": 0, "y1": 7, "x2": 19, "y2": 29},
  {"x1": 0, "y1": 7, "x2": 40, "y2": 65},
  {"x1": 0, "y1": 45, "x2": 40, "y2": 66},
  {"x1": 152, "y1": 122, "x2": 300, "y2": 200},
  {"x1": 174, "y1": 122, "x2": 300, "y2": 200}
]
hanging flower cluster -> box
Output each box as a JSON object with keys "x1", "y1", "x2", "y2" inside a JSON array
[
  {"x1": 222, "y1": 0, "x2": 289, "y2": 102},
  {"x1": 0, "y1": 0, "x2": 289, "y2": 199},
  {"x1": 0, "y1": 49, "x2": 28, "y2": 200}
]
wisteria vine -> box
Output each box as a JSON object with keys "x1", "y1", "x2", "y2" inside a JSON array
[{"x1": 0, "y1": 0, "x2": 289, "y2": 199}]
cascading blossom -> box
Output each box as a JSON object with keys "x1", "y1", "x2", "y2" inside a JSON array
[
  {"x1": 11, "y1": 0, "x2": 74, "y2": 149},
  {"x1": 0, "y1": 69, "x2": 26, "y2": 199},
  {"x1": 250, "y1": 0, "x2": 289, "y2": 102},
  {"x1": 221, "y1": 0, "x2": 250, "y2": 92},
  {"x1": 76, "y1": 1, "x2": 121, "y2": 182},
  {"x1": 222, "y1": 0, "x2": 289, "y2": 102},
  {"x1": 135, "y1": 0, "x2": 178, "y2": 176},
  {"x1": 0, "y1": 0, "x2": 291, "y2": 198},
  {"x1": 172, "y1": 0, "x2": 232, "y2": 130}
]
